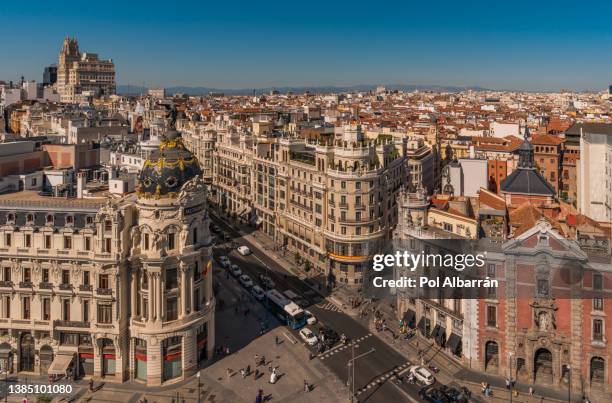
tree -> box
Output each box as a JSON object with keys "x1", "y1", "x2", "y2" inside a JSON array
[{"x1": 294, "y1": 252, "x2": 302, "y2": 266}]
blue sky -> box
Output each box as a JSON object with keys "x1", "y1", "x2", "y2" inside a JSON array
[{"x1": 1, "y1": 0, "x2": 611, "y2": 91}]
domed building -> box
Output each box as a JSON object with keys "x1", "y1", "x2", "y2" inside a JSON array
[{"x1": 128, "y1": 131, "x2": 215, "y2": 386}]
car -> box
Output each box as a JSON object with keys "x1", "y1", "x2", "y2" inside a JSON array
[
  {"x1": 299, "y1": 328, "x2": 318, "y2": 346},
  {"x1": 230, "y1": 264, "x2": 242, "y2": 277},
  {"x1": 418, "y1": 387, "x2": 449, "y2": 403},
  {"x1": 304, "y1": 310, "x2": 317, "y2": 325},
  {"x1": 239, "y1": 274, "x2": 253, "y2": 288},
  {"x1": 259, "y1": 275, "x2": 275, "y2": 289},
  {"x1": 251, "y1": 285, "x2": 265, "y2": 301},
  {"x1": 318, "y1": 326, "x2": 340, "y2": 347},
  {"x1": 218, "y1": 255, "x2": 231, "y2": 268},
  {"x1": 237, "y1": 245, "x2": 251, "y2": 255},
  {"x1": 409, "y1": 365, "x2": 435, "y2": 386}
]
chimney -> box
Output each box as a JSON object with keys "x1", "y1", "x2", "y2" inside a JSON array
[{"x1": 77, "y1": 171, "x2": 86, "y2": 198}]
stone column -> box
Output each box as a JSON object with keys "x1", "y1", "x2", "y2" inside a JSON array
[
  {"x1": 206, "y1": 314, "x2": 215, "y2": 360},
  {"x1": 131, "y1": 270, "x2": 138, "y2": 317},
  {"x1": 156, "y1": 274, "x2": 162, "y2": 322},
  {"x1": 147, "y1": 272, "x2": 154, "y2": 322},
  {"x1": 180, "y1": 266, "x2": 187, "y2": 317}
]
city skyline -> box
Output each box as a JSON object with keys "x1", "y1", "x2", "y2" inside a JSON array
[{"x1": 1, "y1": 0, "x2": 612, "y2": 91}]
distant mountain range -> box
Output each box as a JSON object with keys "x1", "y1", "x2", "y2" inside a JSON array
[{"x1": 117, "y1": 84, "x2": 490, "y2": 96}]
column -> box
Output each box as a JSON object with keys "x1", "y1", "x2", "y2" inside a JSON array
[
  {"x1": 206, "y1": 315, "x2": 215, "y2": 360},
  {"x1": 147, "y1": 273, "x2": 154, "y2": 322},
  {"x1": 180, "y1": 268, "x2": 187, "y2": 317},
  {"x1": 156, "y1": 274, "x2": 162, "y2": 322},
  {"x1": 131, "y1": 270, "x2": 138, "y2": 318}
]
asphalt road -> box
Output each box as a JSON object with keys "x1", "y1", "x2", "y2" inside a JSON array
[{"x1": 210, "y1": 215, "x2": 424, "y2": 403}]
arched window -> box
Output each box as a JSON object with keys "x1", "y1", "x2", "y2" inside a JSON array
[
  {"x1": 26, "y1": 214, "x2": 34, "y2": 224},
  {"x1": 590, "y1": 356, "x2": 605, "y2": 385},
  {"x1": 6, "y1": 213, "x2": 15, "y2": 224},
  {"x1": 46, "y1": 214, "x2": 54, "y2": 224},
  {"x1": 86, "y1": 216, "x2": 93, "y2": 226},
  {"x1": 65, "y1": 215, "x2": 74, "y2": 225}
]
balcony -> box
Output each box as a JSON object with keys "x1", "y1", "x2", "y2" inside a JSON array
[
  {"x1": 0, "y1": 281, "x2": 13, "y2": 288},
  {"x1": 59, "y1": 283, "x2": 73, "y2": 291},
  {"x1": 19, "y1": 281, "x2": 33, "y2": 289},
  {"x1": 79, "y1": 284, "x2": 93, "y2": 292},
  {"x1": 53, "y1": 320, "x2": 90, "y2": 328},
  {"x1": 97, "y1": 288, "x2": 112, "y2": 295},
  {"x1": 39, "y1": 282, "x2": 53, "y2": 290},
  {"x1": 354, "y1": 204, "x2": 366, "y2": 210}
]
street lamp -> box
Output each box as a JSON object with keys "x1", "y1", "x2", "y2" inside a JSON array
[
  {"x1": 509, "y1": 352, "x2": 513, "y2": 403},
  {"x1": 567, "y1": 365, "x2": 571, "y2": 403},
  {"x1": 347, "y1": 344, "x2": 375, "y2": 403},
  {"x1": 197, "y1": 370, "x2": 201, "y2": 403}
]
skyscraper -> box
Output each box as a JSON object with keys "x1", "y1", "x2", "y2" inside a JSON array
[
  {"x1": 56, "y1": 37, "x2": 115, "y2": 103},
  {"x1": 42, "y1": 64, "x2": 57, "y2": 86}
]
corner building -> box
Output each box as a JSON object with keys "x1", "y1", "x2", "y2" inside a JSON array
[{"x1": 0, "y1": 131, "x2": 214, "y2": 386}]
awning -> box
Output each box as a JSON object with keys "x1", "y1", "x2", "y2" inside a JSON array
[
  {"x1": 48, "y1": 353, "x2": 74, "y2": 375},
  {"x1": 447, "y1": 333, "x2": 462, "y2": 353},
  {"x1": 435, "y1": 327, "x2": 446, "y2": 345},
  {"x1": 402, "y1": 310, "x2": 416, "y2": 326},
  {"x1": 417, "y1": 317, "x2": 427, "y2": 335},
  {"x1": 431, "y1": 324, "x2": 441, "y2": 339}
]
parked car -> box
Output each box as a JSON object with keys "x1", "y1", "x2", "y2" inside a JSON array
[
  {"x1": 230, "y1": 264, "x2": 242, "y2": 277},
  {"x1": 237, "y1": 245, "x2": 251, "y2": 255},
  {"x1": 418, "y1": 387, "x2": 449, "y2": 403},
  {"x1": 239, "y1": 274, "x2": 253, "y2": 288},
  {"x1": 259, "y1": 275, "x2": 275, "y2": 289},
  {"x1": 251, "y1": 285, "x2": 265, "y2": 301},
  {"x1": 318, "y1": 326, "x2": 340, "y2": 347},
  {"x1": 409, "y1": 365, "x2": 435, "y2": 386},
  {"x1": 299, "y1": 328, "x2": 318, "y2": 346},
  {"x1": 218, "y1": 256, "x2": 231, "y2": 268},
  {"x1": 304, "y1": 310, "x2": 317, "y2": 325}
]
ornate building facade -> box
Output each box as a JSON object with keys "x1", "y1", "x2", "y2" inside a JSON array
[
  {"x1": 0, "y1": 130, "x2": 214, "y2": 386},
  {"x1": 57, "y1": 37, "x2": 116, "y2": 103}
]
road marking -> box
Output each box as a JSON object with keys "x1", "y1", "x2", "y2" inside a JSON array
[
  {"x1": 316, "y1": 301, "x2": 343, "y2": 312},
  {"x1": 354, "y1": 361, "x2": 412, "y2": 396}
]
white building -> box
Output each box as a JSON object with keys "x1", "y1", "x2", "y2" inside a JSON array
[
  {"x1": 576, "y1": 123, "x2": 612, "y2": 223},
  {"x1": 490, "y1": 122, "x2": 519, "y2": 139}
]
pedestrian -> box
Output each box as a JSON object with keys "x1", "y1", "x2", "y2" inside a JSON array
[
  {"x1": 246, "y1": 365, "x2": 251, "y2": 375},
  {"x1": 529, "y1": 386, "x2": 534, "y2": 396},
  {"x1": 225, "y1": 346, "x2": 230, "y2": 355},
  {"x1": 255, "y1": 354, "x2": 259, "y2": 366},
  {"x1": 89, "y1": 378, "x2": 94, "y2": 392},
  {"x1": 254, "y1": 369, "x2": 259, "y2": 380},
  {"x1": 240, "y1": 368, "x2": 246, "y2": 379},
  {"x1": 304, "y1": 379, "x2": 310, "y2": 392},
  {"x1": 261, "y1": 355, "x2": 266, "y2": 366},
  {"x1": 226, "y1": 368, "x2": 232, "y2": 381},
  {"x1": 275, "y1": 335, "x2": 279, "y2": 345},
  {"x1": 505, "y1": 378, "x2": 511, "y2": 390}
]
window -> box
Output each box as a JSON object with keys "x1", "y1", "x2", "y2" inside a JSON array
[
  {"x1": 593, "y1": 298, "x2": 603, "y2": 311},
  {"x1": 23, "y1": 267, "x2": 31, "y2": 283},
  {"x1": 23, "y1": 297, "x2": 31, "y2": 319},
  {"x1": 66, "y1": 215, "x2": 74, "y2": 225},
  {"x1": 97, "y1": 304, "x2": 112, "y2": 324},
  {"x1": 61, "y1": 270, "x2": 69, "y2": 285},
  {"x1": 443, "y1": 223, "x2": 453, "y2": 232},
  {"x1": 3, "y1": 296, "x2": 9, "y2": 318},
  {"x1": 99, "y1": 274, "x2": 109, "y2": 289},
  {"x1": 355, "y1": 227, "x2": 361, "y2": 235},
  {"x1": 46, "y1": 214, "x2": 54, "y2": 224},
  {"x1": 341, "y1": 226, "x2": 346, "y2": 235},
  {"x1": 26, "y1": 214, "x2": 34, "y2": 224},
  {"x1": 83, "y1": 271, "x2": 90, "y2": 286},
  {"x1": 104, "y1": 220, "x2": 112, "y2": 231},
  {"x1": 166, "y1": 297, "x2": 178, "y2": 321},
  {"x1": 42, "y1": 298, "x2": 50, "y2": 320},
  {"x1": 24, "y1": 234, "x2": 31, "y2": 248},
  {"x1": 62, "y1": 299, "x2": 70, "y2": 321},
  {"x1": 355, "y1": 181, "x2": 361, "y2": 190},
  {"x1": 487, "y1": 264, "x2": 496, "y2": 277},
  {"x1": 166, "y1": 268, "x2": 178, "y2": 290},
  {"x1": 486, "y1": 305, "x2": 497, "y2": 327},
  {"x1": 42, "y1": 268, "x2": 49, "y2": 283},
  {"x1": 192, "y1": 227, "x2": 198, "y2": 244},
  {"x1": 341, "y1": 181, "x2": 346, "y2": 189},
  {"x1": 593, "y1": 319, "x2": 604, "y2": 341},
  {"x1": 86, "y1": 216, "x2": 93, "y2": 225},
  {"x1": 63, "y1": 236, "x2": 72, "y2": 249},
  {"x1": 4, "y1": 234, "x2": 11, "y2": 247},
  {"x1": 44, "y1": 235, "x2": 51, "y2": 249},
  {"x1": 104, "y1": 238, "x2": 111, "y2": 253},
  {"x1": 84, "y1": 236, "x2": 91, "y2": 251},
  {"x1": 593, "y1": 274, "x2": 603, "y2": 290},
  {"x1": 168, "y1": 233, "x2": 176, "y2": 250},
  {"x1": 83, "y1": 300, "x2": 89, "y2": 322}
]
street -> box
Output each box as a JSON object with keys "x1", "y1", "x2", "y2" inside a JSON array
[{"x1": 210, "y1": 214, "x2": 425, "y2": 403}]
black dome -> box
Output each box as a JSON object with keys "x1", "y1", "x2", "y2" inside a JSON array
[{"x1": 138, "y1": 131, "x2": 201, "y2": 197}]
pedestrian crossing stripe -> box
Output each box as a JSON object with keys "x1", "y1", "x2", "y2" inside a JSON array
[
  {"x1": 318, "y1": 334, "x2": 373, "y2": 359},
  {"x1": 316, "y1": 301, "x2": 343, "y2": 312},
  {"x1": 355, "y1": 361, "x2": 412, "y2": 396}
]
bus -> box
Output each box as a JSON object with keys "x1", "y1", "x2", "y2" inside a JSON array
[{"x1": 265, "y1": 289, "x2": 307, "y2": 329}]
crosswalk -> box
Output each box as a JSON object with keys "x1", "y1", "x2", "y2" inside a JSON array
[
  {"x1": 355, "y1": 361, "x2": 413, "y2": 396},
  {"x1": 319, "y1": 333, "x2": 372, "y2": 360},
  {"x1": 316, "y1": 301, "x2": 343, "y2": 312}
]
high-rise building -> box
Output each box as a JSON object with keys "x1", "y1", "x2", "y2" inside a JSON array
[
  {"x1": 56, "y1": 37, "x2": 115, "y2": 103},
  {"x1": 43, "y1": 65, "x2": 57, "y2": 86}
]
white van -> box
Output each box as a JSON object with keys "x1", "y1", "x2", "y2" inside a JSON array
[{"x1": 409, "y1": 365, "x2": 435, "y2": 385}]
